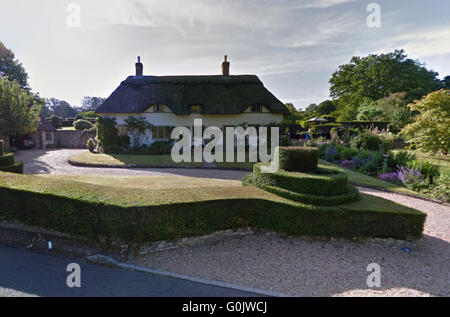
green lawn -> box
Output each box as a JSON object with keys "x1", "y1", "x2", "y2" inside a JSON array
[{"x1": 69, "y1": 152, "x2": 203, "y2": 168}]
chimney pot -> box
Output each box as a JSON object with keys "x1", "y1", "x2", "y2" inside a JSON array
[
  {"x1": 222, "y1": 55, "x2": 230, "y2": 76},
  {"x1": 135, "y1": 56, "x2": 143, "y2": 77}
]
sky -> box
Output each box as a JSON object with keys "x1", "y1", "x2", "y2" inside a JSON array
[{"x1": 1, "y1": 0, "x2": 450, "y2": 110}]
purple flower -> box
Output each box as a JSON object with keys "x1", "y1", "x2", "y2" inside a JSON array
[
  {"x1": 397, "y1": 166, "x2": 424, "y2": 189},
  {"x1": 380, "y1": 172, "x2": 399, "y2": 182}
]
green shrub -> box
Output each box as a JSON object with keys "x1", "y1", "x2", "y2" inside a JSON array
[
  {"x1": 74, "y1": 119, "x2": 93, "y2": 131},
  {"x1": 252, "y1": 163, "x2": 349, "y2": 196},
  {"x1": 0, "y1": 153, "x2": 15, "y2": 167},
  {"x1": 0, "y1": 140, "x2": 4, "y2": 156},
  {"x1": 0, "y1": 162, "x2": 23, "y2": 174},
  {"x1": 350, "y1": 132, "x2": 382, "y2": 151},
  {"x1": 96, "y1": 117, "x2": 130, "y2": 154},
  {"x1": 387, "y1": 151, "x2": 416, "y2": 170},
  {"x1": 148, "y1": 141, "x2": 171, "y2": 155},
  {"x1": 274, "y1": 146, "x2": 318, "y2": 172},
  {"x1": 341, "y1": 147, "x2": 358, "y2": 160},
  {"x1": 429, "y1": 175, "x2": 450, "y2": 202},
  {"x1": 87, "y1": 138, "x2": 96, "y2": 152},
  {"x1": 75, "y1": 114, "x2": 84, "y2": 121},
  {"x1": 407, "y1": 160, "x2": 440, "y2": 184}
]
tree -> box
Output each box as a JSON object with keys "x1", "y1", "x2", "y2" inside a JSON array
[
  {"x1": 125, "y1": 116, "x2": 153, "y2": 146},
  {"x1": 442, "y1": 76, "x2": 450, "y2": 89},
  {"x1": 79, "y1": 96, "x2": 105, "y2": 112},
  {"x1": 401, "y1": 90, "x2": 450, "y2": 155},
  {"x1": 356, "y1": 99, "x2": 382, "y2": 121},
  {"x1": 317, "y1": 100, "x2": 336, "y2": 115},
  {"x1": 0, "y1": 76, "x2": 42, "y2": 136},
  {"x1": 45, "y1": 98, "x2": 78, "y2": 118},
  {"x1": 373, "y1": 92, "x2": 413, "y2": 133},
  {"x1": 50, "y1": 115, "x2": 62, "y2": 129},
  {"x1": 329, "y1": 49, "x2": 441, "y2": 119},
  {"x1": 304, "y1": 103, "x2": 318, "y2": 114},
  {"x1": 0, "y1": 42, "x2": 29, "y2": 89}
]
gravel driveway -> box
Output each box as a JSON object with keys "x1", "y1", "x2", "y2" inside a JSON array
[
  {"x1": 14, "y1": 149, "x2": 248, "y2": 180},
  {"x1": 133, "y1": 189, "x2": 449, "y2": 297}
]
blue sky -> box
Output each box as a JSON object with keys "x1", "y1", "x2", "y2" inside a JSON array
[{"x1": 1, "y1": 0, "x2": 449, "y2": 109}]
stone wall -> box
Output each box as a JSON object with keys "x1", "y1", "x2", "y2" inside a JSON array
[{"x1": 56, "y1": 130, "x2": 95, "y2": 149}]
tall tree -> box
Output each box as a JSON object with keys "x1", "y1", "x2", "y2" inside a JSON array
[
  {"x1": 0, "y1": 76, "x2": 42, "y2": 135},
  {"x1": 317, "y1": 100, "x2": 336, "y2": 115},
  {"x1": 79, "y1": 96, "x2": 105, "y2": 112},
  {"x1": 442, "y1": 76, "x2": 450, "y2": 89},
  {"x1": 0, "y1": 42, "x2": 29, "y2": 90},
  {"x1": 330, "y1": 49, "x2": 441, "y2": 119},
  {"x1": 45, "y1": 98, "x2": 78, "y2": 118},
  {"x1": 401, "y1": 90, "x2": 450, "y2": 155}
]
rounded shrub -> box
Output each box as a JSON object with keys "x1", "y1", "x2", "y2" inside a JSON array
[
  {"x1": 87, "y1": 138, "x2": 96, "y2": 152},
  {"x1": 350, "y1": 132, "x2": 382, "y2": 151},
  {"x1": 274, "y1": 146, "x2": 318, "y2": 172},
  {"x1": 74, "y1": 119, "x2": 93, "y2": 131},
  {"x1": 252, "y1": 163, "x2": 349, "y2": 196},
  {"x1": 0, "y1": 153, "x2": 15, "y2": 167}
]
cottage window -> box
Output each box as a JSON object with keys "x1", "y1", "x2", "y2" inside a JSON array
[
  {"x1": 151, "y1": 105, "x2": 165, "y2": 112},
  {"x1": 250, "y1": 105, "x2": 263, "y2": 112},
  {"x1": 118, "y1": 125, "x2": 128, "y2": 136},
  {"x1": 190, "y1": 105, "x2": 202, "y2": 113},
  {"x1": 152, "y1": 126, "x2": 173, "y2": 140}
]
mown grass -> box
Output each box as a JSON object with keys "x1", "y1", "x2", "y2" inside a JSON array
[{"x1": 69, "y1": 152, "x2": 203, "y2": 168}]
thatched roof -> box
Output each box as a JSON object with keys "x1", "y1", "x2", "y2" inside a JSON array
[{"x1": 96, "y1": 75, "x2": 288, "y2": 115}]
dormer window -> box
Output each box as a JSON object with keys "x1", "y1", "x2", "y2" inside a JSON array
[
  {"x1": 250, "y1": 105, "x2": 263, "y2": 112},
  {"x1": 191, "y1": 105, "x2": 202, "y2": 113},
  {"x1": 152, "y1": 105, "x2": 163, "y2": 112}
]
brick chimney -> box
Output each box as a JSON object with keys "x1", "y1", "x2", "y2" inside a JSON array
[
  {"x1": 222, "y1": 55, "x2": 230, "y2": 76},
  {"x1": 135, "y1": 56, "x2": 143, "y2": 77}
]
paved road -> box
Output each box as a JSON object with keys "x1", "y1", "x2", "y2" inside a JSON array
[
  {"x1": 0, "y1": 245, "x2": 259, "y2": 297},
  {"x1": 15, "y1": 149, "x2": 248, "y2": 180}
]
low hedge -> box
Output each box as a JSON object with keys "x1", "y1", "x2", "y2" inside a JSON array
[
  {"x1": 244, "y1": 174, "x2": 359, "y2": 206},
  {"x1": 0, "y1": 185, "x2": 425, "y2": 241},
  {"x1": 274, "y1": 147, "x2": 318, "y2": 172},
  {"x1": 0, "y1": 162, "x2": 24, "y2": 174},
  {"x1": 253, "y1": 163, "x2": 349, "y2": 196},
  {"x1": 0, "y1": 153, "x2": 15, "y2": 167}
]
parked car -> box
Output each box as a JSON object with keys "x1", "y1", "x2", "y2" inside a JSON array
[{"x1": 10, "y1": 136, "x2": 36, "y2": 150}]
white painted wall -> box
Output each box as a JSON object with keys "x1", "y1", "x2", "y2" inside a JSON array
[{"x1": 98, "y1": 112, "x2": 283, "y2": 145}]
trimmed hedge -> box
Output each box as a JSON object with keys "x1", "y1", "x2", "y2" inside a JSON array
[
  {"x1": 0, "y1": 153, "x2": 15, "y2": 167},
  {"x1": 0, "y1": 162, "x2": 24, "y2": 174},
  {"x1": 274, "y1": 146, "x2": 319, "y2": 172},
  {"x1": 244, "y1": 174, "x2": 359, "y2": 206},
  {"x1": 253, "y1": 163, "x2": 349, "y2": 196},
  {"x1": 0, "y1": 185, "x2": 425, "y2": 241}
]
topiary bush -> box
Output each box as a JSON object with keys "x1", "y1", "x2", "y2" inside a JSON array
[
  {"x1": 74, "y1": 119, "x2": 93, "y2": 131},
  {"x1": 274, "y1": 146, "x2": 318, "y2": 172},
  {"x1": 0, "y1": 143, "x2": 23, "y2": 174},
  {"x1": 252, "y1": 163, "x2": 349, "y2": 196}
]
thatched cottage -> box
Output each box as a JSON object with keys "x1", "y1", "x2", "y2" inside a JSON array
[{"x1": 96, "y1": 56, "x2": 287, "y2": 145}]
